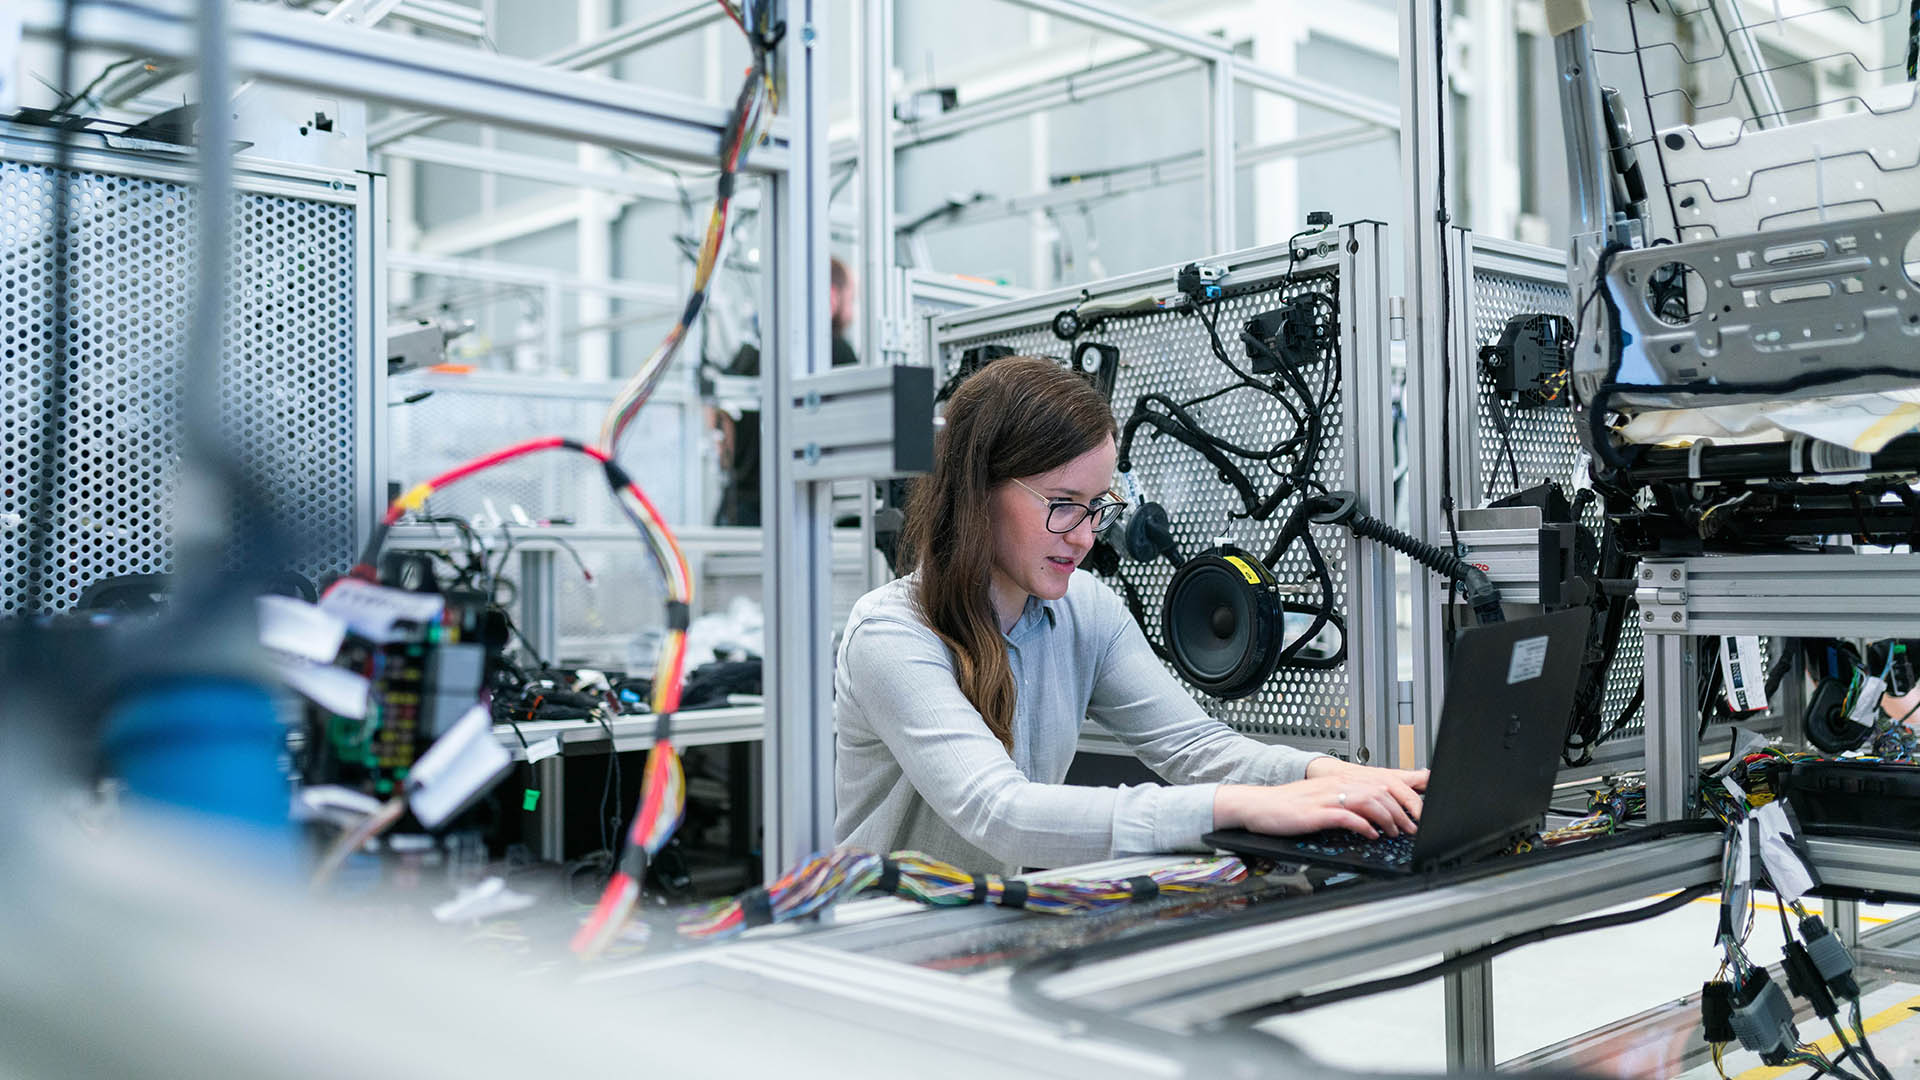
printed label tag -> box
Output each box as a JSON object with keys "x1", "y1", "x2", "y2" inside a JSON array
[{"x1": 1507, "y1": 635, "x2": 1550, "y2": 684}]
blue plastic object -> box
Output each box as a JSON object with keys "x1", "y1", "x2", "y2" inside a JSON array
[{"x1": 102, "y1": 678, "x2": 289, "y2": 830}]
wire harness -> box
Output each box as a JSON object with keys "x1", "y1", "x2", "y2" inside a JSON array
[{"x1": 678, "y1": 850, "x2": 1249, "y2": 939}]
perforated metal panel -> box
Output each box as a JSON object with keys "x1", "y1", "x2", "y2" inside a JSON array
[
  {"x1": 1, "y1": 135, "x2": 369, "y2": 614},
  {"x1": 930, "y1": 234, "x2": 1396, "y2": 754},
  {"x1": 1463, "y1": 253, "x2": 1648, "y2": 748}
]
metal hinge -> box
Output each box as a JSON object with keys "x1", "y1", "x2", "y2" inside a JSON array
[
  {"x1": 1635, "y1": 561, "x2": 1688, "y2": 632},
  {"x1": 1388, "y1": 295, "x2": 1406, "y2": 342}
]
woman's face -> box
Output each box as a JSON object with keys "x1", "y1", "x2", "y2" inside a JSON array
[{"x1": 988, "y1": 437, "x2": 1118, "y2": 609}]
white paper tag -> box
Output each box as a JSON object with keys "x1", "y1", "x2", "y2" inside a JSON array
[
  {"x1": 1722, "y1": 775, "x2": 1750, "y2": 805},
  {"x1": 1752, "y1": 800, "x2": 1818, "y2": 901},
  {"x1": 524, "y1": 737, "x2": 562, "y2": 765},
  {"x1": 432, "y1": 876, "x2": 536, "y2": 923},
  {"x1": 406, "y1": 704, "x2": 512, "y2": 829},
  {"x1": 319, "y1": 579, "x2": 445, "y2": 643},
  {"x1": 1719, "y1": 635, "x2": 1768, "y2": 713},
  {"x1": 1849, "y1": 674, "x2": 1888, "y2": 727},
  {"x1": 1727, "y1": 726, "x2": 1771, "y2": 764},
  {"x1": 1507, "y1": 635, "x2": 1550, "y2": 684},
  {"x1": 1733, "y1": 817, "x2": 1752, "y2": 886},
  {"x1": 258, "y1": 594, "x2": 347, "y2": 663},
  {"x1": 275, "y1": 658, "x2": 371, "y2": 719}
]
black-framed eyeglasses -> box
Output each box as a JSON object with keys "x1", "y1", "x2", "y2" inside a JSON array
[{"x1": 1011, "y1": 478, "x2": 1129, "y2": 534}]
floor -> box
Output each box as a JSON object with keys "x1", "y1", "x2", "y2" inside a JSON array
[{"x1": 1253, "y1": 896, "x2": 1920, "y2": 1077}]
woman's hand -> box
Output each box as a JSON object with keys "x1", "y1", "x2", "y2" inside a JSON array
[{"x1": 1214, "y1": 761, "x2": 1428, "y2": 839}]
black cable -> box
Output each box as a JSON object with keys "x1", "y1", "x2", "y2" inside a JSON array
[
  {"x1": 1492, "y1": 392, "x2": 1523, "y2": 494},
  {"x1": 1908, "y1": 0, "x2": 1918, "y2": 81},
  {"x1": 1432, "y1": 0, "x2": 1461, "y2": 661},
  {"x1": 1223, "y1": 883, "x2": 1716, "y2": 1024},
  {"x1": 1625, "y1": 0, "x2": 1684, "y2": 241},
  {"x1": 24, "y1": 0, "x2": 80, "y2": 619},
  {"x1": 52, "y1": 54, "x2": 145, "y2": 115}
]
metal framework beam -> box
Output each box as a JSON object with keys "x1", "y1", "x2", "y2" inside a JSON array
[
  {"x1": 1032, "y1": 832, "x2": 1727, "y2": 1027},
  {"x1": 843, "y1": 51, "x2": 1199, "y2": 161},
  {"x1": 381, "y1": 137, "x2": 689, "y2": 203},
  {"x1": 23, "y1": 0, "x2": 788, "y2": 170},
  {"x1": 997, "y1": 0, "x2": 1398, "y2": 128},
  {"x1": 1400, "y1": 0, "x2": 1450, "y2": 769},
  {"x1": 387, "y1": 252, "x2": 680, "y2": 308},
  {"x1": 366, "y1": 0, "x2": 728, "y2": 148},
  {"x1": 908, "y1": 125, "x2": 1392, "y2": 233},
  {"x1": 91, "y1": 0, "x2": 489, "y2": 108},
  {"x1": 761, "y1": 0, "x2": 835, "y2": 874}
]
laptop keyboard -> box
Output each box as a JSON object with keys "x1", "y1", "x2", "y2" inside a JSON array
[{"x1": 1292, "y1": 829, "x2": 1416, "y2": 867}]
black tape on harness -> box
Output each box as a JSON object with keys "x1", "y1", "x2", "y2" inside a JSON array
[
  {"x1": 970, "y1": 875, "x2": 990, "y2": 905},
  {"x1": 1126, "y1": 875, "x2": 1160, "y2": 903},
  {"x1": 875, "y1": 857, "x2": 901, "y2": 896},
  {"x1": 740, "y1": 886, "x2": 775, "y2": 928},
  {"x1": 1001, "y1": 880, "x2": 1029, "y2": 910}
]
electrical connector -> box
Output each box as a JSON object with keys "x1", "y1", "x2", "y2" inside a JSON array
[
  {"x1": 1728, "y1": 970, "x2": 1801, "y2": 1066},
  {"x1": 1177, "y1": 261, "x2": 1226, "y2": 302},
  {"x1": 1799, "y1": 914, "x2": 1862, "y2": 1001},
  {"x1": 1702, "y1": 980, "x2": 1737, "y2": 1044},
  {"x1": 1782, "y1": 940, "x2": 1840, "y2": 1018}
]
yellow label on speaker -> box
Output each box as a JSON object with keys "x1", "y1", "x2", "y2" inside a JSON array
[{"x1": 1222, "y1": 555, "x2": 1262, "y2": 585}]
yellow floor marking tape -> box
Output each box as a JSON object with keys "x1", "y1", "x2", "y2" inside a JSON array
[
  {"x1": 1731, "y1": 992, "x2": 1920, "y2": 1079},
  {"x1": 1682, "y1": 895, "x2": 1895, "y2": 925}
]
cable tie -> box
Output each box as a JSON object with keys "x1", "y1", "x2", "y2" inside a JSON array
[
  {"x1": 1001, "y1": 879, "x2": 1028, "y2": 910},
  {"x1": 680, "y1": 291, "x2": 706, "y2": 329},
  {"x1": 740, "y1": 886, "x2": 774, "y2": 928},
  {"x1": 602, "y1": 459, "x2": 635, "y2": 490},
  {"x1": 1126, "y1": 875, "x2": 1160, "y2": 902},
  {"x1": 875, "y1": 857, "x2": 901, "y2": 896},
  {"x1": 665, "y1": 601, "x2": 691, "y2": 631},
  {"x1": 618, "y1": 844, "x2": 649, "y2": 882},
  {"x1": 970, "y1": 874, "x2": 990, "y2": 905}
]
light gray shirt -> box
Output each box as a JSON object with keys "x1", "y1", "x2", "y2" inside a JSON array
[{"x1": 833, "y1": 570, "x2": 1326, "y2": 873}]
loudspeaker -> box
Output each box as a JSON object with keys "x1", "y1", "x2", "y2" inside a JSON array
[
  {"x1": 1804, "y1": 676, "x2": 1874, "y2": 754},
  {"x1": 1162, "y1": 546, "x2": 1283, "y2": 700}
]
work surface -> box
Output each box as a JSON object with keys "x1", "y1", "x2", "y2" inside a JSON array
[{"x1": 567, "y1": 823, "x2": 1920, "y2": 1077}]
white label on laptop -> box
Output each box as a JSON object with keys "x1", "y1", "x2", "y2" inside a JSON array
[{"x1": 1506, "y1": 636, "x2": 1550, "y2": 684}]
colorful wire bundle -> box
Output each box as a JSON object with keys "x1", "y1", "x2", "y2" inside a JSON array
[
  {"x1": 333, "y1": 435, "x2": 695, "y2": 913},
  {"x1": 1541, "y1": 778, "x2": 1646, "y2": 846},
  {"x1": 677, "y1": 850, "x2": 1250, "y2": 939},
  {"x1": 571, "y1": 3, "x2": 783, "y2": 955},
  {"x1": 597, "y1": 0, "x2": 780, "y2": 462}
]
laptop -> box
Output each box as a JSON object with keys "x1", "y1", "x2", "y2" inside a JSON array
[{"x1": 1205, "y1": 607, "x2": 1590, "y2": 875}]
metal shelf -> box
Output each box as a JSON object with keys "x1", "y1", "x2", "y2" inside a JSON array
[{"x1": 495, "y1": 704, "x2": 764, "y2": 758}]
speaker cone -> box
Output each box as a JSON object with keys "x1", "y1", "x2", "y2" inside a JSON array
[{"x1": 1162, "y1": 546, "x2": 1284, "y2": 699}]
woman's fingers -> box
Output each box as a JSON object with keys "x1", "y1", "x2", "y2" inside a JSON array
[
  {"x1": 1384, "y1": 777, "x2": 1424, "y2": 822},
  {"x1": 1317, "y1": 807, "x2": 1378, "y2": 838}
]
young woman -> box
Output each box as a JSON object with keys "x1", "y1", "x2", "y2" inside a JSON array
[{"x1": 834, "y1": 356, "x2": 1426, "y2": 872}]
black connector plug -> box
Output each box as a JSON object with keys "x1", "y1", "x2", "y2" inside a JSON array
[
  {"x1": 1124, "y1": 501, "x2": 1181, "y2": 565},
  {"x1": 1799, "y1": 914, "x2": 1862, "y2": 1002},
  {"x1": 1783, "y1": 940, "x2": 1840, "y2": 1018},
  {"x1": 1177, "y1": 261, "x2": 1225, "y2": 302},
  {"x1": 1702, "y1": 980, "x2": 1737, "y2": 1044}
]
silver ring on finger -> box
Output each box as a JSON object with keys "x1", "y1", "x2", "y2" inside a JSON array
[{"x1": 1337, "y1": 791, "x2": 1348, "y2": 806}]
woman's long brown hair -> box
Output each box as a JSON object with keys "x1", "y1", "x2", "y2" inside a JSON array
[{"x1": 899, "y1": 356, "x2": 1117, "y2": 751}]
